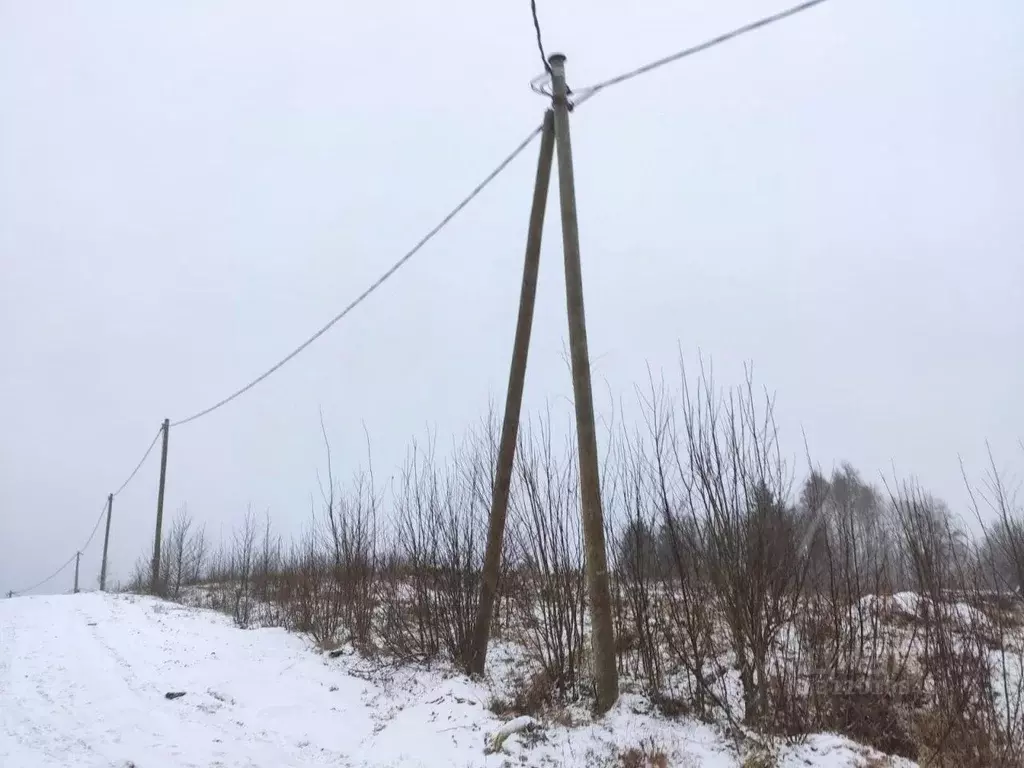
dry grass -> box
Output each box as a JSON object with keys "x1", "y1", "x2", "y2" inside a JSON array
[
  {"x1": 618, "y1": 741, "x2": 670, "y2": 768},
  {"x1": 741, "y1": 747, "x2": 779, "y2": 768}
]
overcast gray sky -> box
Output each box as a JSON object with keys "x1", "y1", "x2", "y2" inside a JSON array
[{"x1": 2, "y1": 0, "x2": 1021, "y2": 595}]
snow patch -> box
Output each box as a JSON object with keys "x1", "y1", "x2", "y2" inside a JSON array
[{"x1": 0, "y1": 593, "x2": 916, "y2": 767}]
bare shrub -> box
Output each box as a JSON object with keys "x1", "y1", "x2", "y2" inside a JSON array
[
  {"x1": 489, "y1": 668, "x2": 557, "y2": 718},
  {"x1": 611, "y1": 427, "x2": 665, "y2": 697},
  {"x1": 317, "y1": 419, "x2": 380, "y2": 651},
  {"x1": 432, "y1": 435, "x2": 489, "y2": 669},
  {"x1": 125, "y1": 555, "x2": 151, "y2": 594},
  {"x1": 229, "y1": 508, "x2": 259, "y2": 628},
  {"x1": 508, "y1": 414, "x2": 586, "y2": 701},
  {"x1": 890, "y1": 480, "x2": 1012, "y2": 765},
  {"x1": 794, "y1": 467, "x2": 919, "y2": 753},
  {"x1": 617, "y1": 740, "x2": 669, "y2": 768},
  {"x1": 378, "y1": 434, "x2": 484, "y2": 665},
  {"x1": 115, "y1": 370, "x2": 1024, "y2": 765},
  {"x1": 149, "y1": 506, "x2": 206, "y2": 599},
  {"x1": 274, "y1": 528, "x2": 334, "y2": 645},
  {"x1": 636, "y1": 375, "x2": 723, "y2": 719},
  {"x1": 677, "y1": 361, "x2": 809, "y2": 726},
  {"x1": 960, "y1": 452, "x2": 1024, "y2": 766}
]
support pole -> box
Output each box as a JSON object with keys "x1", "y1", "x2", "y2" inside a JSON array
[
  {"x1": 73, "y1": 551, "x2": 81, "y2": 594},
  {"x1": 469, "y1": 109, "x2": 556, "y2": 676},
  {"x1": 100, "y1": 493, "x2": 114, "y2": 591},
  {"x1": 151, "y1": 418, "x2": 170, "y2": 595},
  {"x1": 548, "y1": 52, "x2": 619, "y2": 713}
]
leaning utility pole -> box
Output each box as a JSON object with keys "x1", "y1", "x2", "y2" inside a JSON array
[
  {"x1": 100, "y1": 493, "x2": 114, "y2": 592},
  {"x1": 150, "y1": 418, "x2": 170, "y2": 595},
  {"x1": 469, "y1": 56, "x2": 619, "y2": 712},
  {"x1": 469, "y1": 109, "x2": 556, "y2": 676},
  {"x1": 549, "y1": 53, "x2": 618, "y2": 713},
  {"x1": 73, "y1": 551, "x2": 81, "y2": 594}
]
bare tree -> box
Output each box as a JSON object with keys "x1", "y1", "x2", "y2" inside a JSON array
[
  {"x1": 677, "y1": 360, "x2": 807, "y2": 725},
  {"x1": 231, "y1": 508, "x2": 259, "y2": 628}
]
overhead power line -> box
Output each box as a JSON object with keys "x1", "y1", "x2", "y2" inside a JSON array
[
  {"x1": 573, "y1": 0, "x2": 830, "y2": 107},
  {"x1": 7, "y1": 426, "x2": 160, "y2": 597},
  {"x1": 531, "y1": 0, "x2": 552, "y2": 74},
  {"x1": 79, "y1": 500, "x2": 110, "y2": 554},
  {"x1": 9, "y1": 1, "x2": 834, "y2": 596},
  {"x1": 113, "y1": 427, "x2": 163, "y2": 497},
  {"x1": 9, "y1": 501, "x2": 107, "y2": 596},
  {"x1": 9, "y1": 553, "x2": 78, "y2": 597},
  {"x1": 169, "y1": 123, "x2": 545, "y2": 429}
]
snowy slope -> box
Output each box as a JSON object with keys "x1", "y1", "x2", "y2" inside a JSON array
[{"x1": 0, "y1": 593, "x2": 907, "y2": 767}]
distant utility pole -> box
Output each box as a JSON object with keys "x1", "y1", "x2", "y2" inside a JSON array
[
  {"x1": 150, "y1": 418, "x2": 170, "y2": 595},
  {"x1": 470, "y1": 55, "x2": 619, "y2": 713},
  {"x1": 73, "y1": 551, "x2": 81, "y2": 594},
  {"x1": 469, "y1": 109, "x2": 556, "y2": 677},
  {"x1": 100, "y1": 493, "x2": 114, "y2": 592}
]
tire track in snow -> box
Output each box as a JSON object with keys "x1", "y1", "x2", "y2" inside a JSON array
[{"x1": 0, "y1": 599, "x2": 106, "y2": 766}]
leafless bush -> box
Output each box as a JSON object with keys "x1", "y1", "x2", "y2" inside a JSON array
[
  {"x1": 677, "y1": 362, "x2": 809, "y2": 727},
  {"x1": 432, "y1": 435, "x2": 489, "y2": 669},
  {"x1": 138, "y1": 506, "x2": 207, "y2": 598},
  {"x1": 888, "y1": 480, "x2": 1014, "y2": 765},
  {"x1": 227, "y1": 508, "x2": 258, "y2": 628},
  {"x1": 248, "y1": 512, "x2": 285, "y2": 624},
  {"x1": 117, "y1": 371, "x2": 1024, "y2": 763},
  {"x1": 125, "y1": 555, "x2": 151, "y2": 594},
  {"x1": 791, "y1": 468, "x2": 919, "y2": 751},
  {"x1": 616, "y1": 739, "x2": 670, "y2": 768},
  {"x1": 508, "y1": 414, "x2": 587, "y2": 702},
  {"x1": 611, "y1": 429, "x2": 665, "y2": 697},
  {"x1": 959, "y1": 452, "x2": 1024, "y2": 766},
  {"x1": 317, "y1": 419, "x2": 380, "y2": 651},
  {"x1": 633, "y1": 375, "x2": 725, "y2": 719},
  {"x1": 377, "y1": 434, "x2": 485, "y2": 666},
  {"x1": 273, "y1": 528, "x2": 336, "y2": 646}
]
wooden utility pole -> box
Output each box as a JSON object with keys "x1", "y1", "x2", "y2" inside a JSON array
[
  {"x1": 469, "y1": 110, "x2": 556, "y2": 676},
  {"x1": 73, "y1": 551, "x2": 81, "y2": 594},
  {"x1": 549, "y1": 52, "x2": 619, "y2": 713},
  {"x1": 150, "y1": 418, "x2": 170, "y2": 595},
  {"x1": 100, "y1": 493, "x2": 114, "y2": 592}
]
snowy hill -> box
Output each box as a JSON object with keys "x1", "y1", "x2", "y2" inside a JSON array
[{"x1": 0, "y1": 593, "x2": 906, "y2": 767}]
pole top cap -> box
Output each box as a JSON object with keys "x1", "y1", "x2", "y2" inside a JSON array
[{"x1": 548, "y1": 53, "x2": 566, "y2": 65}]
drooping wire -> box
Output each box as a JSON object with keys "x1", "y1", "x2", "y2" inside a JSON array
[
  {"x1": 79, "y1": 500, "x2": 111, "y2": 554},
  {"x1": 572, "y1": 0, "x2": 830, "y2": 108},
  {"x1": 6, "y1": 426, "x2": 160, "y2": 596},
  {"x1": 113, "y1": 427, "x2": 163, "y2": 497},
  {"x1": 8, "y1": 501, "x2": 108, "y2": 596},
  {"x1": 5, "y1": 124, "x2": 544, "y2": 596},
  {"x1": 8, "y1": 553, "x2": 78, "y2": 597},
  {"x1": 531, "y1": 0, "x2": 552, "y2": 74},
  {"x1": 169, "y1": 123, "x2": 544, "y2": 429}
]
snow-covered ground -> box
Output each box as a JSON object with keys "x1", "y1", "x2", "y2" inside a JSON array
[{"x1": 0, "y1": 593, "x2": 908, "y2": 767}]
